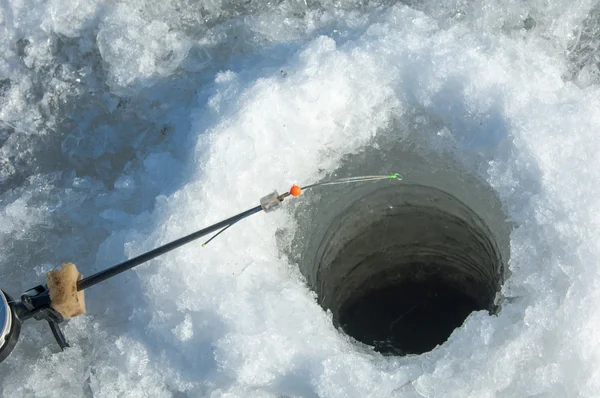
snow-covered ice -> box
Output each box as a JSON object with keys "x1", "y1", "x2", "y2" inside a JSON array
[{"x1": 2, "y1": 0, "x2": 600, "y2": 396}]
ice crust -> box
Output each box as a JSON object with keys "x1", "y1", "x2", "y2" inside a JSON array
[{"x1": 2, "y1": 0, "x2": 600, "y2": 396}]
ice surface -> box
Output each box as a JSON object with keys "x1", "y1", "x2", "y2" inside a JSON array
[{"x1": 2, "y1": 0, "x2": 600, "y2": 396}]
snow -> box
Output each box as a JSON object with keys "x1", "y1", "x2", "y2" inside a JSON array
[{"x1": 2, "y1": 0, "x2": 600, "y2": 396}]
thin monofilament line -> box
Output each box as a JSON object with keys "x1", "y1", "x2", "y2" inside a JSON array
[
  {"x1": 202, "y1": 222, "x2": 236, "y2": 246},
  {"x1": 302, "y1": 173, "x2": 402, "y2": 190},
  {"x1": 202, "y1": 173, "x2": 402, "y2": 246}
]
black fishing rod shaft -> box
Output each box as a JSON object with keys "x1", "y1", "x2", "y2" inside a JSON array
[{"x1": 77, "y1": 205, "x2": 263, "y2": 291}]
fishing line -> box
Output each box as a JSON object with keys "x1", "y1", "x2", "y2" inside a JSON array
[{"x1": 201, "y1": 173, "x2": 403, "y2": 246}]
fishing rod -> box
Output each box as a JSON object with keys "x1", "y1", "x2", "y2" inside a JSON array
[{"x1": 0, "y1": 173, "x2": 401, "y2": 363}]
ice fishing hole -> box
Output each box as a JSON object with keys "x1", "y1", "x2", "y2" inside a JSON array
[{"x1": 293, "y1": 182, "x2": 506, "y2": 356}]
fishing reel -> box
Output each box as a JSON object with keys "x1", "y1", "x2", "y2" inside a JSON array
[{"x1": 0, "y1": 285, "x2": 69, "y2": 363}]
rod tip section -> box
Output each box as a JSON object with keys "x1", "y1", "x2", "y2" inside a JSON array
[
  {"x1": 290, "y1": 185, "x2": 302, "y2": 197},
  {"x1": 47, "y1": 263, "x2": 86, "y2": 320}
]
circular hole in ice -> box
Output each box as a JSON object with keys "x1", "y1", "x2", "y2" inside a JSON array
[{"x1": 292, "y1": 174, "x2": 508, "y2": 356}]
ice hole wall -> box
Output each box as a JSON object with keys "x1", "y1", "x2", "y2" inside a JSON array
[{"x1": 288, "y1": 137, "x2": 511, "y2": 356}]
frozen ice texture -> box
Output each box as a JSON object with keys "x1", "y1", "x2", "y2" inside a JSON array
[{"x1": 1, "y1": 0, "x2": 600, "y2": 397}]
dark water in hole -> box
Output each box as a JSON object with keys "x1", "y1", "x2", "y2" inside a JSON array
[{"x1": 339, "y1": 276, "x2": 480, "y2": 355}]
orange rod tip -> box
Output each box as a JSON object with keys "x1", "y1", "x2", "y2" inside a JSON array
[{"x1": 290, "y1": 185, "x2": 302, "y2": 197}]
